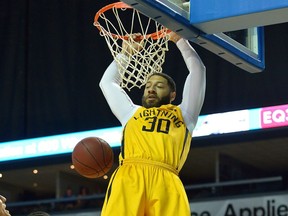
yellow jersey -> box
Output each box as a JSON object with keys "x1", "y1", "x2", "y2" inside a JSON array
[{"x1": 119, "y1": 104, "x2": 192, "y2": 172}]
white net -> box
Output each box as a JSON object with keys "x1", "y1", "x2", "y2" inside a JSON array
[{"x1": 94, "y1": 2, "x2": 170, "y2": 91}]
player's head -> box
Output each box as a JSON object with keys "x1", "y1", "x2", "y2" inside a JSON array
[
  {"x1": 27, "y1": 211, "x2": 51, "y2": 216},
  {"x1": 142, "y1": 73, "x2": 176, "y2": 108}
]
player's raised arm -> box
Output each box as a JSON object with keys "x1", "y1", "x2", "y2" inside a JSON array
[
  {"x1": 99, "y1": 34, "x2": 142, "y2": 125},
  {"x1": 170, "y1": 32, "x2": 206, "y2": 133}
]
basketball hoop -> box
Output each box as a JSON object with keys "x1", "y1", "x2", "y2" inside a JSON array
[{"x1": 94, "y1": 2, "x2": 171, "y2": 91}]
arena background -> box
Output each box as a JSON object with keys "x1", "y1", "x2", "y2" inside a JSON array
[{"x1": 0, "y1": 0, "x2": 288, "y2": 214}]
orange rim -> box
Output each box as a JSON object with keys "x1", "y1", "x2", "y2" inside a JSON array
[{"x1": 94, "y1": 2, "x2": 170, "y2": 40}]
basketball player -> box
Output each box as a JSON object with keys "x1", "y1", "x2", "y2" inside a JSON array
[
  {"x1": 0, "y1": 194, "x2": 51, "y2": 216},
  {"x1": 27, "y1": 211, "x2": 51, "y2": 216},
  {"x1": 0, "y1": 195, "x2": 10, "y2": 216},
  {"x1": 99, "y1": 32, "x2": 206, "y2": 216}
]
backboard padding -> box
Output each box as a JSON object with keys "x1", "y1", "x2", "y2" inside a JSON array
[{"x1": 121, "y1": 0, "x2": 266, "y2": 72}]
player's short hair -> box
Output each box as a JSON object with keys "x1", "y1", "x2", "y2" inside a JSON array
[
  {"x1": 148, "y1": 73, "x2": 176, "y2": 92},
  {"x1": 27, "y1": 211, "x2": 50, "y2": 216}
]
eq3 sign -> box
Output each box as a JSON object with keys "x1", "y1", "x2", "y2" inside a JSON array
[{"x1": 261, "y1": 104, "x2": 288, "y2": 128}]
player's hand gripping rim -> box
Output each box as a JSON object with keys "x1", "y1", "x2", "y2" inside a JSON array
[{"x1": 121, "y1": 33, "x2": 145, "y2": 56}]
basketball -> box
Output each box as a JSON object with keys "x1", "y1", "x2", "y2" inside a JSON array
[{"x1": 72, "y1": 137, "x2": 114, "y2": 178}]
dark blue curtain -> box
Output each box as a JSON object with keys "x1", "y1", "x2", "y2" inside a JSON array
[{"x1": 1, "y1": 0, "x2": 288, "y2": 142}]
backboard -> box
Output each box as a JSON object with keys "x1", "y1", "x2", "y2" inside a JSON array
[{"x1": 120, "y1": 0, "x2": 288, "y2": 73}]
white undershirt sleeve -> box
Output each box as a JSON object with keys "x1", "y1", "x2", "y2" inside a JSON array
[
  {"x1": 99, "y1": 55, "x2": 139, "y2": 126},
  {"x1": 177, "y1": 39, "x2": 206, "y2": 133}
]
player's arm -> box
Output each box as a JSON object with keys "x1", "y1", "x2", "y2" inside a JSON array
[
  {"x1": 99, "y1": 34, "x2": 143, "y2": 125},
  {"x1": 170, "y1": 33, "x2": 206, "y2": 133},
  {"x1": 99, "y1": 56, "x2": 139, "y2": 126},
  {"x1": 0, "y1": 195, "x2": 10, "y2": 216}
]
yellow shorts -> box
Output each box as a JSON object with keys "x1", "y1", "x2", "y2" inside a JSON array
[{"x1": 101, "y1": 158, "x2": 190, "y2": 216}]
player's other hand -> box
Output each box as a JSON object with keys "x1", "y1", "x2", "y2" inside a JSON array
[
  {"x1": 168, "y1": 31, "x2": 182, "y2": 43},
  {"x1": 121, "y1": 33, "x2": 144, "y2": 55},
  {"x1": 0, "y1": 195, "x2": 10, "y2": 216}
]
